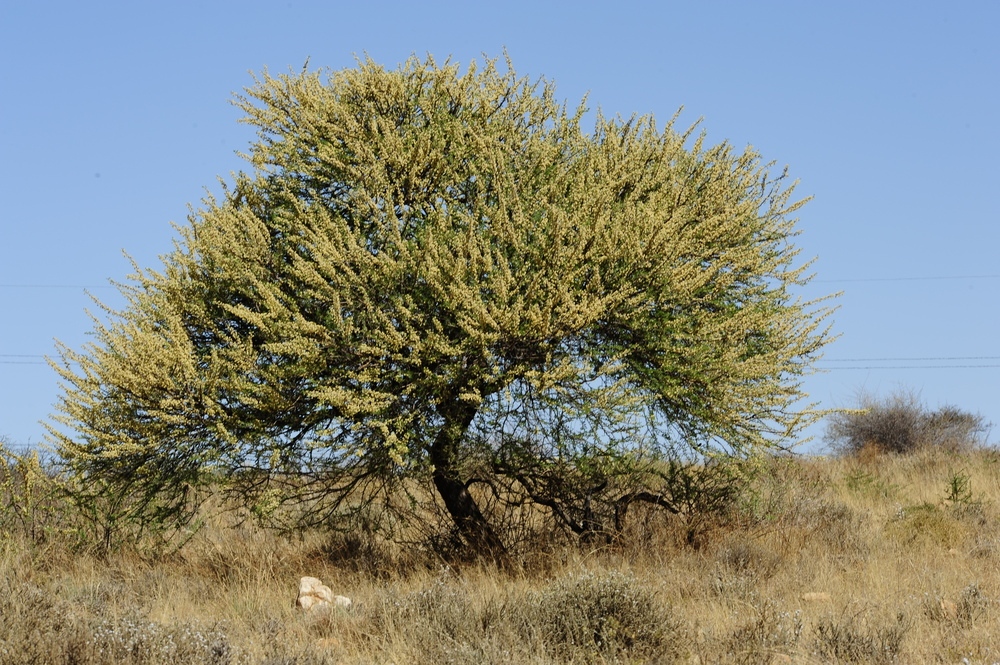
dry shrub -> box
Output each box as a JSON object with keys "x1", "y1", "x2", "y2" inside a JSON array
[
  {"x1": 709, "y1": 538, "x2": 784, "y2": 602},
  {"x1": 319, "y1": 530, "x2": 402, "y2": 578},
  {"x1": 725, "y1": 600, "x2": 803, "y2": 663},
  {"x1": 360, "y1": 569, "x2": 681, "y2": 663},
  {"x1": 354, "y1": 573, "x2": 521, "y2": 664},
  {"x1": 733, "y1": 454, "x2": 831, "y2": 531},
  {"x1": 826, "y1": 391, "x2": 988, "y2": 456},
  {"x1": 716, "y1": 538, "x2": 782, "y2": 582},
  {"x1": 526, "y1": 570, "x2": 681, "y2": 663},
  {"x1": 812, "y1": 609, "x2": 910, "y2": 663},
  {"x1": 0, "y1": 576, "x2": 240, "y2": 665},
  {"x1": 88, "y1": 617, "x2": 237, "y2": 665},
  {"x1": 922, "y1": 582, "x2": 990, "y2": 630},
  {"x1": 956, "y1": 582, "x2": 990, "y2": 628},
  {"x1": 783, "y1": 497, "x2": 870, "y2": 560},
  {"x1": 887, "y1": 502, "x2": 969, "y2": 550}
]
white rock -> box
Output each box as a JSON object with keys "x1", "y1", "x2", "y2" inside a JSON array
[{"x1": 296, "y1": 576, "x2": 352, "y2": 611}]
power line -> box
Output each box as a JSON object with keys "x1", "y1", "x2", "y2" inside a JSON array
[
  {"x1": 822, "y1": 365, "x2": 1000, "y2": 370},
  {"x1": 814, "y1": 274, "x2": 1000, "y2": 284},
  {"x1": 818, "y1": 355, "x2": 1000, "y2": 370},
  {"x1": 820, "y1": 356, "x2": 1000, "y2": 362},
  {"x1": 0, "y1": 354, "x2": 48, "y2": 366},
  {"x1": 0, "y1": 284, "x2": 114, "y2": 289},
  {"x1": 3, "y1": 273, "x2": 1000, "y2": 290}
]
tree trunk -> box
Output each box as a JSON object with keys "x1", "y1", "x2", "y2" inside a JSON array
[{"x1": 429, "y1": 399, "x2": 507, "y2": 562}]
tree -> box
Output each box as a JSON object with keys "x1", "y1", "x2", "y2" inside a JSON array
[{"x1": 49, "y1": 55, "x2": 834, "y2": 557}]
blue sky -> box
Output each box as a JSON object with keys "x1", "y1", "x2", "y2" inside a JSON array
[{"x1": 1, "y1": 1, "x2": 997, "y2": 452}]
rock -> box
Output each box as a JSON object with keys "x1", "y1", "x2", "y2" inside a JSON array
[
  {"x1": 800, "y1": 592, "x2": 831, "y2": 602},
  {"x1": 296, "y1": 576, "x2": 352, "y2": 611}
]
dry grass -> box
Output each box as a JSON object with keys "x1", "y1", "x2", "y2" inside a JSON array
[{"x1": 4, "y1": 446, "x2": 1000, "y2": 663}]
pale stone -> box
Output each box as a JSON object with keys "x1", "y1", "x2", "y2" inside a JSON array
[
  {"x1": 296, "y1": 576, "x2": 351, "y2": 611},
  {"x1": 800, "y1": 592, "x2": 831, "y2": 602}
]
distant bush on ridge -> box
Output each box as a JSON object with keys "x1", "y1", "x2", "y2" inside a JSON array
[{"x1": 825, "y1": 390, "x2": 989, "y2": 456}]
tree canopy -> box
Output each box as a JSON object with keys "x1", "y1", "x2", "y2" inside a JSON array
[{"x1": 49, "y1": 55, "x2": 833, "y2": 556}]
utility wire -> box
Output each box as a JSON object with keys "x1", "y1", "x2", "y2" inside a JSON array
[
  {"x1": 0, "y1": 354, "x2": 47, "y2": 365},
  {"x1": 817, "y1": 355, "x2": 1000, "y2": 369},
  {"x1": 822, "y1": 364, "x2": 1000, "y2": 370},
  {"x1": 3, "y1": 274, "x2": 1000, "y2": 289},
  {"x1": 814, "y1": 274, "x2": 1000, "y2": 284},
  {"x1": 0, "y1": 284, "x2": 113, "y2": 289},
  {"x1": 820, "y1": 356, "x2": 1000, "y2": 362}
]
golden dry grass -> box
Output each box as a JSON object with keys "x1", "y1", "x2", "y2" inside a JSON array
[{"x1": 4, "y1": 447, "x2": 1000, "y2": 663}]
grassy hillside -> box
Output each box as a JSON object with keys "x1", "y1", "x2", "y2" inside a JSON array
[{"x1": 3, "y1": 444, "x2": 1000, "y2": 663}]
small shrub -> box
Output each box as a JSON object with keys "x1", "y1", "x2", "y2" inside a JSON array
[
  {"x1": 888, "y1": 502, "x2": 965, "y2": 549},
  {"x1": 363, "y1": 575, "x2": 526, "y2": 664},
  {"x1": 812, "y1": 610, "x2": 909, "y2": 663},
  {"x1": 844, "y1": 469, "x2": 898, "y2": 500},
  {"x1": 825, "y1": 391, "x2": 988, "y2": 456},
  {"x1": 717, "y1": 538, "x2": 782, "y2": 580},
  {"x1": 0, "y1": 443, "x2": 66, "y2": 545},
  {"x1": 956, "y1": 582, "x2": 990, "y2": 628},
  {"x1": 785, "y1": 498, "x2": 869, "y2": 559},
  {"x1": 89, "y1": 616, "x2": 239, "y2": 665},
  {"x1": 944, "y1": 469, "x2": 974, "y2": 506},
  {"x1": 726, "y1": 600, "x2": 803, "y2": 663},
  {"x1": 528, "y1": 571, "x2": 680, "y2": 662}
]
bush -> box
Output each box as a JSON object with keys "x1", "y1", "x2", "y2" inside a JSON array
[
  {"x1": 0, "y1": 577, "x2": 240, "y2": 665},
  {"x1": 527, "y1": 571, "x2": 680, "y2": 662},
  {"x1": 0, "y1": 441, "x2": 69, "y2": 546},
  {"x1": 725, "y1": 600, "x2": 803, "y2": 663},
  {"x1": 825, "y1": 391, "x2": 988, "y2": 456},
  {"x1": 812, "y1": 610, "x2": 910, "y2": 663}
]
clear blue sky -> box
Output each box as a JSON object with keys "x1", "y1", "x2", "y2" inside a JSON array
[{"x1": 2, "y1": 1, "x2": 997, "y2": 452}]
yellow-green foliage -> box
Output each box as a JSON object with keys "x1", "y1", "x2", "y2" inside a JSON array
[{"x1": 47, "y1": 54, "x2": 834, "y2": 549}]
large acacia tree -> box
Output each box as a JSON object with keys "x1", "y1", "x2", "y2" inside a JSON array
[{"x1": 49, "y1": 55, "x2": 833, "y2": 555}]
